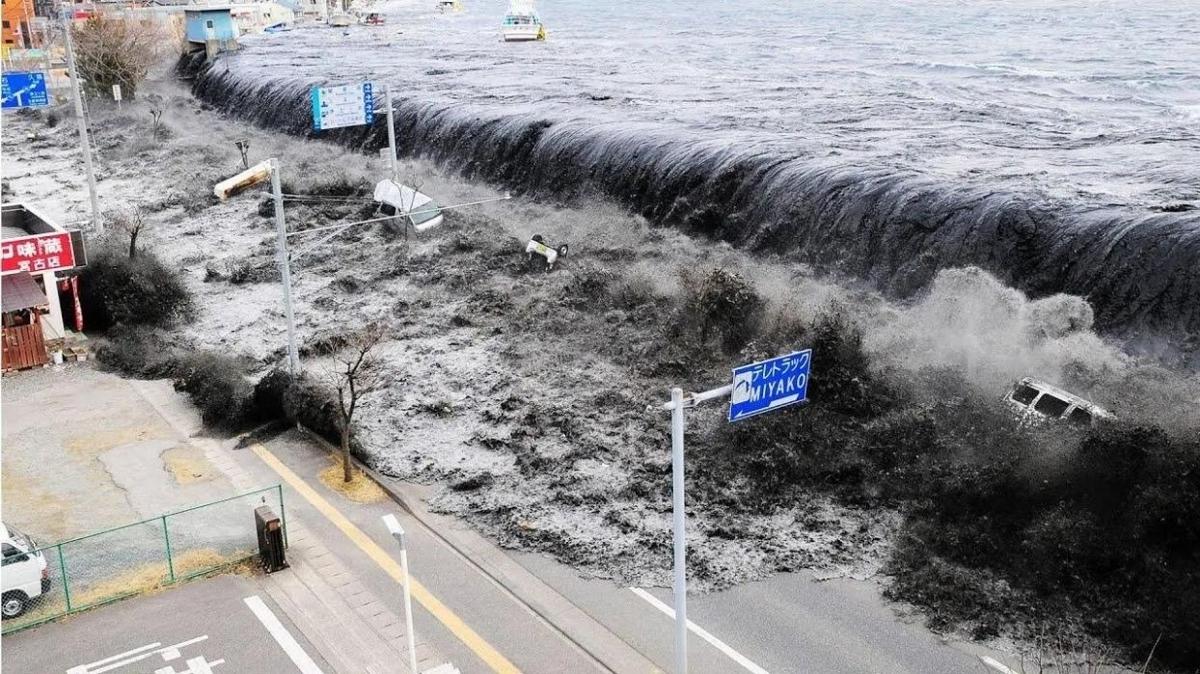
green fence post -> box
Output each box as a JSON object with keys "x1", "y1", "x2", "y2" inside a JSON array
[
  {"x1": 277, "y1": 484, "x2": 288, "y2": 548},
  {"x1": 57, "y1": 544, "x2": 72, "y2": 613},
  {"x1": 162, "y1": 515, "x2": 176, "y2": 583}
]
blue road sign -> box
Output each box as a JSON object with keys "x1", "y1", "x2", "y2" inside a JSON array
[
  {"x1": 2, "y1": 72, "x2": 50, "y2": 109},
  {"x1": 310, "y1": 81, "x2": 375, "y2": 131},
  {"x1": 728, "y1": 349, "x2": 811, "y2": 422}
]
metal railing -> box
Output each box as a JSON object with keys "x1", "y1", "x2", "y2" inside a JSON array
[{"x1": 1, "y1": 485, "x2": 285, "y2": 634}]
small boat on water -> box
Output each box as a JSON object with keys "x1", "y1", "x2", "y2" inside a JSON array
[
  {"x1": 437, "y1": 0, "x2": 462, "y2": 13},
  {"x1": 328, "y1": 12, "x2": 353, "y2": 27},
  {"x1": 501, "y1": 0, "x2": 545, "y2": 41},
  {"x1": 365, "y1": 12, "x2": 385, "y2": 25}
]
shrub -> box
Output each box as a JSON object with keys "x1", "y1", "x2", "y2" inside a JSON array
[
  {"x1": 93, "y1": 328, "x2": 180, "y2": 378},
  {"x1": 71, "y1": 15, "x2": 166, "y2": 100},
  {"x1": 78, "y1": 244, "x2": 194, "y2": 330},
  {"x1": 253, "y1": 369, "x2": 363, "y2": 458},
  {"x1": 171, "y1": 352, "x2": 257, "y2": 430}
]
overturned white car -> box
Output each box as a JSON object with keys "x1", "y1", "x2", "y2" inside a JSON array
[
  {"x1": 373, "y1": 180, "x2": 444, "y2": 232},
  {"x1": 1005, "y1": 377, "x2": 1114, "y2": 427}
]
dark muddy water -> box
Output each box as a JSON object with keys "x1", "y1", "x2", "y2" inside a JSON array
[{"x1": 194, "y1": 0, "x2": 1200, "y2": 341}]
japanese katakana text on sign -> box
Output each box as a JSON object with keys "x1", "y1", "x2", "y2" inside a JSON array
[
  {"x1": 1, "y1": 231, "x2": 77, "y2": 275},
  {"x1": 728, "y1": 349, "x2": 812, "y2": 421}
]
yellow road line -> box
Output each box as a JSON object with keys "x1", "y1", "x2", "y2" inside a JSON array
[{"x1": 250, "y1": 443, "x2": 522, "y2": 674}]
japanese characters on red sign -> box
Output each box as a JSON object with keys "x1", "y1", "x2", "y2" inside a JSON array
[{"x1": 1, "y1": 232, "x2": 77, "y2": 275}]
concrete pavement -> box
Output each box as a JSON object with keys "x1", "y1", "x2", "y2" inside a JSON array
[{"x1": 2, "y1": 575, "x2": 330, "y2": 674}]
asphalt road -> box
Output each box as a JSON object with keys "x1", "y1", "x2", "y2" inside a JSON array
[
  {"x1": 242, "y1": 432, "x2": 604, "y2": 674},
  {"x1": 515, "y1": 552, "x2": 1002, "y2": 674},
  {"x1": 2, "y1": 575, "x2": 330, "y2": 674}
]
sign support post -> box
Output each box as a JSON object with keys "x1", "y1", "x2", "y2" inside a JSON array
[
  {"x1": 385, "y1": 84, "x2": 398, "y2": 183},
  {"x1": 269, "y1": 158, "x2": 300, "y2": 377},
  {"x1": 658, "y1": 349, "x2": 811, "y2": 674},
  {"x1": 61, "y1": 12, "x2": 102, "y2": 232},
  {"x1": 669, "y1": 386, "x2": 688, "y2": 674}
]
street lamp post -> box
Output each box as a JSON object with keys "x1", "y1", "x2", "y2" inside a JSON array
[{"x1": 382, "y1": 513, "x2": 419, "y2": 674}]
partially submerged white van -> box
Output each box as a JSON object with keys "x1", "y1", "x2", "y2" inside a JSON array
[
  {"x1": 1006, "y1": 377, "x2": 1114, "y2": 427},
  {"x1": 373, "y1": 179, "x2": 445, "y2": 232},
  {"x1": 1, "y1": 522, "x2": 50, "y2": 619}
]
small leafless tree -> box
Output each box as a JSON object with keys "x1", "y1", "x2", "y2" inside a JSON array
[
  {"x1": 146, "y1": 94, "x2": 165, "y2": 140},
  {"x1": 114, "y1": 204, "x2": 146, "y2": 259},
  {"x1": 331, "y1": 323, "x2": 387, "y2": 483},
  {"x1": 71, "y1": 15, "x2": 167, "y2": 100}
]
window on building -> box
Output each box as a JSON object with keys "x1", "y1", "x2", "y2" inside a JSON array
[{"x1": 206, "y1": 19, "x2": 214, "y2": 28}]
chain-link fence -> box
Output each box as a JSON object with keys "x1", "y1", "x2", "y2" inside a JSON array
[{"x1": 1, "y1": 485, "x2": 285, "y2": 634}]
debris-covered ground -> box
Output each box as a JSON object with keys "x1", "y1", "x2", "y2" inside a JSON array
[{"x1": 5, "y1": 83, "x2": 1199, "y2": 668}]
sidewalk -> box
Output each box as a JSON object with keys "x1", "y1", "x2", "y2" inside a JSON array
[
  {"x1": 138, "y1": 380, "x2": 447, "y2": 674},
  {"x1": 3, "y1": 365, "x2": 658, "y2": 673}
]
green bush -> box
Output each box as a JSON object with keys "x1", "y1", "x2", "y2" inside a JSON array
[{"x1": 78, "y1": 245, "x2": 193, "y2": 330}]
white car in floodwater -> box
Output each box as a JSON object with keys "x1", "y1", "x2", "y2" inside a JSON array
[
  {"x1": 373, "y1": 179, "x2": 444, "y2": 232},
  {"x1": 1005, "y1": 377, "x2": 1113, "y2": 427}
]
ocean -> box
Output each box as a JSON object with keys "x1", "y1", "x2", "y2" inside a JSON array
[{"x1": 191, "y1": 0, "x2": 1200, "y2": 340}]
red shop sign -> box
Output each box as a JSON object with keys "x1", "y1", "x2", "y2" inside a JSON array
[{"x1": 1, "y1": 231, "x2": 77, "y2": 275}]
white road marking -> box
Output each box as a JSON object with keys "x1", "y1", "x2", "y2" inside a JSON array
[
  {"x1": 243, "y1": 595, "x2": 325, "y2": 674},
  {"x1": 68, "y1": 643, "x2": 162, "y2": 673},
  {"x1": 979, "y1": 655, "x2": 1019, "y2": 674},
  {"x1": 69, "y1": 637, "x2": 210, "y2": 674},
  {"x1": 629, "y1": 587, "x2": 771, "y2": 674}
]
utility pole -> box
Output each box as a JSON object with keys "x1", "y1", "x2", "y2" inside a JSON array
[
  {"x1": 269, "y1": 159, "x2": 301, "y2": 376},
  {"x1": 61, "y1": 11, "x2": 102, "y2": 231},
  {"x1": 385, "y1": 84, "x2": 398, "y2": 183}
]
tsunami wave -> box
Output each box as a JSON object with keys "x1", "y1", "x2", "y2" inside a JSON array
[{"x1": 183, "y1": 56, "x2": 1200, "y2": 347}]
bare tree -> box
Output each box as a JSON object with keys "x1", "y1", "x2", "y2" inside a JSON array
[
  {"x1": 113, "y1": 204, "x2": 146, "y2": 259},
  {"x1": 331, "y1": 323, "x2": 387, "y2": 483},
  {"x1": 71, "y1": 15, "x2": 167, "y2": 100},
  {"x1": 146, "y1": 93, "x2": 165, "y2": 140}
]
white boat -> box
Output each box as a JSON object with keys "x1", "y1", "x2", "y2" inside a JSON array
[
  {"x1": 328, "y1": 12, "x2": 353, "y2": 26},
  {"x1": 437, "y1": 0, "x2": 462, "y2": 13},
  {"x1": 501, "y1": 0, "x2": 544, "y2": 41}
]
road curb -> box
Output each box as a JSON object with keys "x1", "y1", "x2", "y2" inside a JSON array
[{"x1": 285, "y1": 425, "x2": 662, "y2": 674}]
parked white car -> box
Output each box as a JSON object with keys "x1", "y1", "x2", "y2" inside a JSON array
[
  {"x1": 1005, "y1": 377, "x2": 1114, "y2": 427},
  {"x1": 1, "y1": 522, "x2": 50, "y2": 619}
]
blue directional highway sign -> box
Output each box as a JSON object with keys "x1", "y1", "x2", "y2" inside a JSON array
[
  {"x1": 728, "y1": 349, "x2": 812, "y2": 422},
  {"x1": 2, "y1": 71, "x2": 50, "y2": 109}
]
